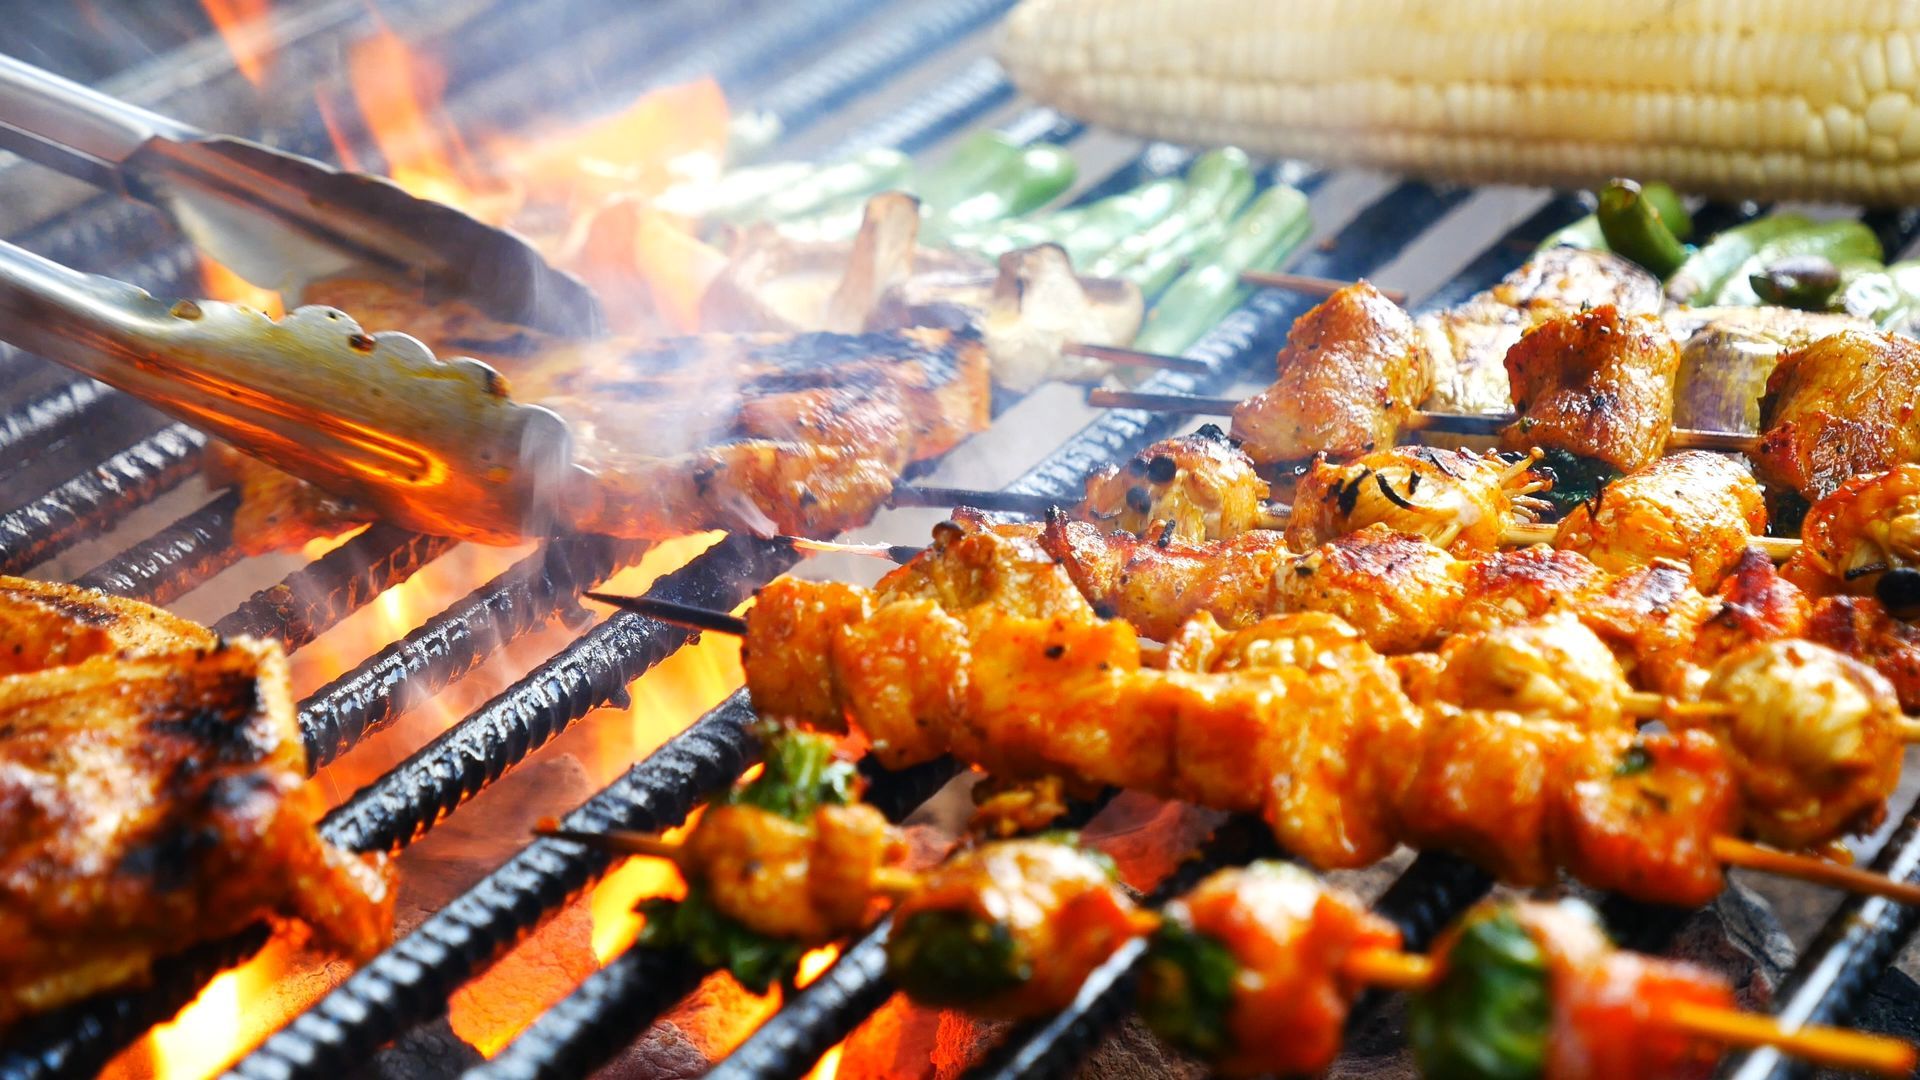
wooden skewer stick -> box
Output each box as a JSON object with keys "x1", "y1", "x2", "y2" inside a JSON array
[
  {"x1": 1665, "y1": 1001, "x2": 1917, "y2": 1079},
  {"x1": 1340, "y1": 947, "x2": 1916, "y2": 1077},
  {"x1": 1084, "y1": 388, "x2": 1764, "y2": 454},
  {"x1": 1502, "y1": 521, "x2": 1801, "y2": 561},
  {"x1": 889, "y1": 484, "x2": 1059, "y2": 516},
  {"x1": 535, "y1": 821, "x2": 923, "y2": 897},
  {"x1": 1063, "y1": 342, "x2": 1211, "y2": 374},
  {"x1": 584, "y1": 592, "x2": 749, "y2": 636},
  {"x1": 1712, "y1": 836, "x2": 1920, "y2": 907},
  {"x1": 786, "y1": 537, "x2": 925, "y2": 564},
  {"x1": 1239, "y1": 271, "x2": 1408, "y2": 305}
]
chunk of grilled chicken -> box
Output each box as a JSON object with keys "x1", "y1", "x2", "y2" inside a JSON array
[
  {"x1": 1453, "y1": 545, "x2": 1613, "y2": 635},
  {"x1": 1418, "y1": 247, "x2": 1662, "y2": 415},
  {"x1": 1231, "y1": 281, "x2": 1428, "y2": 464},
  {"x1": 1418, "y1": 613, "x2": 1634, "y2": 727},
  {"x1": 1285, "y1": 446, "x2": 1548, "y2": 556},
  {"x1": 1554, "y1": 451, "x2": 1768, "y2": 589},
  {"x1": 1143, "y1": 861, "x2": 1403, "y2": 1079},
  {"x1": 1788, "y1": 465, "x2": 1920, "y2": 600},
  {"x1": 1806, "y1": 596, "x2": 1920, "y2": 714},
  {"x1": 681, "y1": 802, "x2": 908, "y2": 942},
  {"x1": 1041, "y1": 517, "x2": 1295, "y2": 643},
  {"x1": 1501, "y1": 306, "x2": 1681, "y2": 476},
  {"x1": 1691, "y1": 639, "x2": 1903, "y2": 850},
  {"x1": 1756, "y1": 330, "x2": 1920, "y2": 502},
  {"x1": 889, "y1": 839, "x2": 1149, "y2": 1019},
  {"x1": 0, "y1": 581, "x2": 392, "y2": 1027},
  {"x1": 1079, "y1": 425, "x2": 1271, "y2": 542}
]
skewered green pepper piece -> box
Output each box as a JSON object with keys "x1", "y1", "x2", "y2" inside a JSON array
[
  {"x1": 1407, "y1": 907, "x2": 1553, "y2": 1080},
  {"x1": 887, "y1": 909, "x2": 1030, "y2": 1006},
  {"x1": 1596, "y1": 179, "x2": 1690, "y2": 278},
  {"x1": 1137, "y1": 920, "x2": 1240, "y2": 1060},
  {"x1": 1711, "y1": 218, "x2": 1883, "y2": 306},
  {"x1": 1133, "y1": 184, "x2": 1312, "y2": 353},
  {"x1": 635, "y1": 726, "x2": 862, "y2": 993}
]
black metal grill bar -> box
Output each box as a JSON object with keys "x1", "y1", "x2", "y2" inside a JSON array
[
  {"x1": 300, "y1": 534, "x2": 641, "y2": 769},
  {"x1": 0, "y1": 378, "x2": 115, "y2": 482},
  {"x1": 71, "y1": 492, "x2": 241, "y2": 603},
  {"x1": 314, "y1": 534, "x2": 797, "y2": 855},
  {"x1": 0, "y1": 925, "x2": 271, "y2": 1080},
  {"x1": 231, "y1": 691, "x2": 766, "y2": 1080},
  {"x1": 210, "y1": 526, "x2": 461, "y2": 647},
  {"x1": 0, "y1": 422, "x2": 205, "y2": 576},
  {"x1": 1724, "y1": 786, "x2": 1920, "y2": 1080}
]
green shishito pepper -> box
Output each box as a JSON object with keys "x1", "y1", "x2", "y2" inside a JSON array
[
  {"x1": 1132, "y1": 184, "x2": 1313, "y2": 355},
  {"x1": 1091, "y1": 148, "x2": 1257, "y2": 287},
  {"x1": 1596, "y1": 179, "x2": 1690, "y2": 279},
  {"x1": 1537, "y1": 181, "x2": 1689, "y2": 256},
  {"x1": 1408, "y1": 907, "x2": 1553, "y2": 1080},
  {"x1": 1529, "y1": 447, "x2": 1618, "y2": 519},
  {"x1": 886, "y1": 909, "x2": 1030, "y2": 1007},
  {"x1": 634, "y1": 726, "x2": 859, "y2": 992},
  {"x1": 1137, "y1": 920, "x2": 1241, "y2": 1061},
  {"x1": 1838, "y1": 259, "x2": 1920, "y2": 329},
  {"x1": 1711, "y1": 218, "x2": 1883, "y2": 307}
]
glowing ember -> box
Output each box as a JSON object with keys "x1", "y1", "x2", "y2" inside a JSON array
[{"x1": 201, "y1": 0, "x2": 274, "y2": 88}]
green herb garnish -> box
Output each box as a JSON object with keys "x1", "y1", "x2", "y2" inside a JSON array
[
  {"x1": 1138, "y1": 921, "x2": 1241, "y2": 1060},
  {"x1": 1408, "y1": 907, "x2": 1552, "y2": 1080}
]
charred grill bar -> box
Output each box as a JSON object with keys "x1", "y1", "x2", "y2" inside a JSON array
[{"x1": 3, "y1": 3, "x2": 1920, "y2": 1080}]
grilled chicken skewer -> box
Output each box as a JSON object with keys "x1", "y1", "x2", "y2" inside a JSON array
[{"x1": 585, "y1": 529, "x2": 1917, "y2": 909}]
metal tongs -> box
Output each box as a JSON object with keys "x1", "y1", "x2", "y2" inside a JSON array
[{"x1": 0, "y1": 52, "x2": 599, "y2": 543}]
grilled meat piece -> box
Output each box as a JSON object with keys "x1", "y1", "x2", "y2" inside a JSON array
[
  {"x1": 1454, "y1": 546, "x2": 1612, "y2": 634},
  {"x1": 1501, "y1": 306, "x2": 1681, "y2": 475},
  {"x1": 1041, "y1": 517, "x2": 1292, "y2": 642},
  {"x1": 1756, "y1": 330, "x2": 1920, "y2": 501},
  {"x1": 1271, "y1": 524, "x2": 1467, "y2": 653},
  {"x1": 888, "y1": 839, "x2": 1149, "y2": 1019},
  {"x1": 1079, "y1": 426, "x2": 1270, "y2": 542},
  {"x1": 1806, "y1": 595, "x2": 1920, "y2": 713},
  {"x1": 1286, "y1": 446, "x2": 1548, "y2": 556},
  {"x1": 1419, "y1": 247, "x2": 1662, "y2": 415},
  {"x1": 680, "y1": 802, "x2": 908, "y2": 942},
  {"x1": 1579, "y1": 563, "x2": 1721, "y2": 696},
  {"x1": 1690, "y1": 548, "x2": 1812, "y2": 674},
  {"x1": 1553, "y1": 451, "x2": 1768, "y2": 588},
  {"x1": 1789, "y1": 464, "x2": 1920, "y2": 600},
  {"x1": 1691, "y1": 640, "x2": 1902, "y2": 850},
  {"x1": 1421, "y1": 613, "x2": 1633, "y2": 726},
  {"x1": 0, "y1": 581, "x2": 392, "y2": 1027},
  {"x1": 1143, "y1": 862, "x2": 1402, "y2": 1079},
  {"x1": 1231, "y1": 281, "x2": 1427, "y2": 464}
]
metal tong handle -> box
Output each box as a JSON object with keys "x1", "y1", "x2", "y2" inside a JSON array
[
  {"x1": 0, "y1": 52, "x2": 196, "y2": 185},
  {"x1": 0, "y1": 235, "x2": 575, "y2": 545}
]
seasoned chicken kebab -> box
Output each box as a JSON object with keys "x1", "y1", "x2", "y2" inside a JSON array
[
  {"x1": 733, "y1": 526, "x2": 1907, "y2": 906},
  {"x1": 0, "y1": 577, "x2": 393, "y2": 1028}
]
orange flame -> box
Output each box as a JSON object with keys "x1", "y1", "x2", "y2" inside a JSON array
[
  {"x1": 201, "y1": 0, "x2": 274, "y2": 88},
  {"x1": 198, "y1": 255, "x2": 284, "y2": 319},
  {"x1": 345, "y1": 18, "x2": 497, "y2": 219}
]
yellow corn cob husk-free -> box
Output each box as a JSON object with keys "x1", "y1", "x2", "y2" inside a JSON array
[{"x1": 998, "y1": 0, "x2": 1920, "y2": 205}]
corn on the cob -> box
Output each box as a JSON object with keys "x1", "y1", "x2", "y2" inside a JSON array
[{"x1": 998, "y1": 0, "x2": 1920, "y2": 205}]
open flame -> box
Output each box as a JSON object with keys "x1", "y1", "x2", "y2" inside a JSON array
[{"x1": 201, "y1": 0, "x2": 274, "y2": 87}]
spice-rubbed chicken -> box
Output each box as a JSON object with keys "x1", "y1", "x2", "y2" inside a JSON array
[
  {"x1": 1231, "y1": 280, "x2": 1428, "y2": 464},
  {"x1": 1419, "y1": 246, "x2": 1664, "y2": 415},
  {"x1": 1285, "y1": 445, "x2": 1549, "y2": 557},
  {"x1": 887, "y1": 837, "x2": 1150, "y2": 1019},
  {"x1": 1554, "y1": 450, "x2": 1768, "y2": 589},
  {"x1": 1785, "y1": 465, "x2": 1920, "y2": 603},
  {"x1": 0, "y1": 578, "x2": 392, "y2": 1027},
  {"x1": 1501, "y1": 305, "x2": 1682, "y2": 478},
  {"x1": 1078, "y1": 424, "x2": 1271, "y2": 542},
  {"x1": 1756, "y1": 330, "x2": 1920, "y2": 503}
]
